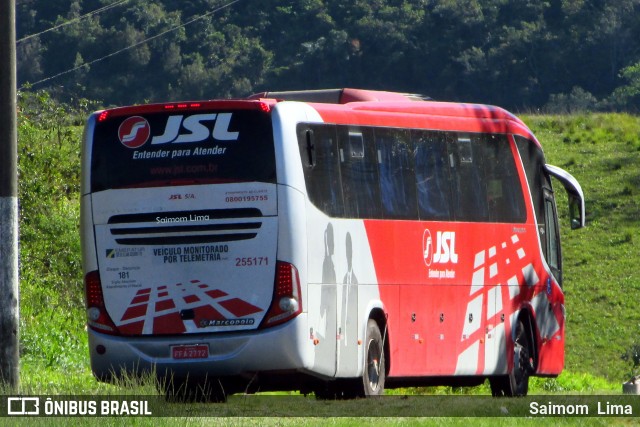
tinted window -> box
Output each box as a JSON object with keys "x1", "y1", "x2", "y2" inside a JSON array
[
  {"x1": 298, "y1": 125, "x2": 344, "y2": 217},
  {"x1": 375, "y1": 128, "x2": 417, "y2": 219},
  {"x1": 515, "y1": 135, "x2": 547, "y2": 224},
  {"x1": 338, "y1": 127, "x2": 381, "y2": 218},
  {"x1": 413, "y1": 130, "x2": 453, "y2": 220},
  {"x1": 298, "y1": 124, "x2": 526, "y2": 224},
  {"x1": 481, "y1": 134, "x2": 526, "y2": 222},
  {"x1": 91, "y1": 110, "x2": 275, "y2": 191}
]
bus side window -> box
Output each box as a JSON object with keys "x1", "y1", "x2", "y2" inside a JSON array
[
  {"x1": 338, "y1": 126, "x2": 381, "y2": 219},
  {"x1": 375, "y1": 128, "x2": 417, "y2": 219},
  {"x1": 481, "y1": 134, "x2": 526, "y2": 223},
  {"x1": 413, "y1": 130, "x2": 453, "y2": 221},
  {"x1": 449, "y1": 133, "x2": 489, "y2": 222},
  {"x1": 298, "y1": 124, "x2": 345, "y2": 217}
]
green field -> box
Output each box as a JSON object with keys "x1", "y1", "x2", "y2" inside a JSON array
[
  {"x1": 11, "y1": 98, "x2": 640, "y2": 422},
  {"x1": 523, "y1": 114, "x2": 640, "y2": 382}
]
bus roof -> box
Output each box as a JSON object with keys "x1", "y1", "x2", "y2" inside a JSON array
[
  {"x1": 251, "y1": 89, "x2": 538, "y2": 145},
  {"x1": 249, "y1": 88, "x2": 428, "y2": 103}
]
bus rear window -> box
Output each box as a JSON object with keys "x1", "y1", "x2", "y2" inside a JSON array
[{"x1": 90, "y1": 109, "x2": 275, "y2": 191}]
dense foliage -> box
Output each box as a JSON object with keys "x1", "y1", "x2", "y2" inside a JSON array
[
  {"x1": 17, "y1": 91, "x2": 87, "y2": 376},
  {"x1": 15, "y1": 0, "x2": 640, "y2": 110}
]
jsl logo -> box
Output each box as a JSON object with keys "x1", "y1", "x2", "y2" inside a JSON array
[
  {"x1": 117, "y1": 113, "x2": 239, "y2": 149},
  {"x1": 423, "y1": 229, "x2": 459, "y2": 267},
  {"x1": 151, "y1": 113, "x2": 238, "y2": 145}
]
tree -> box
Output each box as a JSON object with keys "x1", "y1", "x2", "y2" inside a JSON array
[
  {"x1": 609, "y1": 62, "x2": 640, "y2": 111},
  {"x1": 12, "y1": 0, "x2": 640, "y2": 111}
]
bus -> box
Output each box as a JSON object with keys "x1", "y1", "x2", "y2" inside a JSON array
[{"x1": 80, "y1": 88, "x2": 585, "y2": 400}]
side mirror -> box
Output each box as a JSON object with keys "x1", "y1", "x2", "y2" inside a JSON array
[
  {"x1": 545, "y1": 164, "x2": 585, "y2": 229},
  {"x1": 568, "y1": 193, "x2": 582, "y2": 230}
]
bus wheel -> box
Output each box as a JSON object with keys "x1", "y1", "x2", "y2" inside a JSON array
[
  {"x1": 490, "y1": 319, "x2": 534, "y2": 397},
  {"x1": 362, "y1": 319, "x2": 385, "y2": 396}
]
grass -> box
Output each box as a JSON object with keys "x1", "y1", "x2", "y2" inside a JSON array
[
  {"x1": 522, "y1": 113, "x2": 640, "y2": 382},
  {"x1": 11, "y1": 101, "x2": 640, "y2": 423}
]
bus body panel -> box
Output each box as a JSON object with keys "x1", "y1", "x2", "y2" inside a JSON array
[
  {"x1": 88, "y1": 313, "x2": 311, "y2": 380},
  {"x1": 363, "y1": 219, "x2": 563, "y2": 377},
  {"x1": 80, "y1": 118, "x2": 99, "y2": 276},
  {"x1": 304, "y1": 211, "x2": 381, "y2": 378},
  {"x1": 531, "y1": 290, "x2": 565, "y2": 374},
  {"x1": 90, "y1": 184, "x2": 277, "y2": 335}
]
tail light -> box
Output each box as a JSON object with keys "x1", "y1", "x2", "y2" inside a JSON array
[
  {"x1": 260, "y1": 261, "x2": 302, "y2": 328},
  {"x1": 257, "y1": 101, "x2": 271, "y2": 113},
  {"x1": 85, "y1": 270, "x2": 119, "y2": 335}
]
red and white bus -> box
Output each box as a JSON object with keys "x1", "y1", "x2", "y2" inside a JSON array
[{"x1": 81, "y1": 88, "x2": 584, "y2": 400}]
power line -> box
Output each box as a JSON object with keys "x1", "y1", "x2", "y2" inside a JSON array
[
  {"x1": 20, "y1": 0, "x2": 242, "y2": 90},
  {"x1": 17, "y1": 0, "x2": 131, "y2": 44}
]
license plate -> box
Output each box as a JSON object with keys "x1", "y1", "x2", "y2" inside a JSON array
[{"x1": 171, "y1": 344, "x2": 209, "y2": 360}]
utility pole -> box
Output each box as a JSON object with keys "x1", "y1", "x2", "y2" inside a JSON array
[{"x1": 0, "y1": 0, "x2": 20, "y2": 391}]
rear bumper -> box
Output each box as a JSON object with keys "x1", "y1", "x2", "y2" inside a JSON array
[{"x1": 88, "y1": 314, "x2": 312, "y2": 382}]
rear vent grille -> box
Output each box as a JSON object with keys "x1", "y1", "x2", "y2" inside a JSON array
[
  {"x1": 110, "y1": 222, "x2": 260, "y2": 235},
  {"x1": 108, "y1": 208, "x2": 262, "y2": 224},
  {"x1": 108, "y1": 208, "x2": 264, "y2": 245}
]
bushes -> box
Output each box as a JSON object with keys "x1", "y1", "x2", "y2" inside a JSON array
[{"x1": 17, "y1": 91, "x2": 93, "y2": 373}]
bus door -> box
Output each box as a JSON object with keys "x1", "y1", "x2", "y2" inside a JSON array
[
  {"x1": 542, "y1": 187, "x2": 562, "y2": 285},
  {"x1": 540, "y1": 163, "x2": 586, "y2": 286}
]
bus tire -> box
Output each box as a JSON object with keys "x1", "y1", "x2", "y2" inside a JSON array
[
  {"x1": 489, "y1": 319, "x2": 534, "y2": 397},
  {"x1": 362, "y1": 319, "x2": 385, "y2": 396}
]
